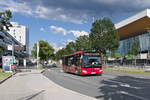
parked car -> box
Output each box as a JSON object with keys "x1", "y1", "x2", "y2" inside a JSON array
[
  {"x1": 145, "y1": 68, "x2": 150, "y2": 72},
  {"x1": 51, "y1": 63, "x2": 57, "y2": 67}
]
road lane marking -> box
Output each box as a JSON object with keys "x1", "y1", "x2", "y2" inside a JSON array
[
  {"x1": 109, "y1": 85, "x2": 118, "y2": 88},
  {"x1": 60, "y1": 70, "x2": 64, "y2": 73},
  {"x1": 120, "y1": 91, "x2": 149, "y2": 100},
  {"x1": 121, "y1": 78, "x2": 150, "y2": 84},
  {"x1": 102, "y1": 74, "x2": 116, "y2": 78},
  {"x1": 139, "y1": 77, "x2": 145, "y2": 79},
  {"x1": 105, "y1": 80, "x2": 142, "y2": 89},
  {"x1": 104, "y1": 73, "x2": 150, "y2": 84},
  {"x1": 103, "y1": 86, "x2": 148, "y2": 100}
]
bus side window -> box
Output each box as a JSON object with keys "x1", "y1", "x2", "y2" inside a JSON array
[
  {"x1": 70, "y1": 56, "x2": 76, "y2": 66},
  {"x1": 62, "y1": 57, "x2": 65, "y2": 65},
  {"x1": 71, "y1": 57, "x2": 74, "y2": 65},
  {"x1": 68, "y1": 57, "x2": 72, "y2": 66},
  {"x1": 76, "y1": 56, "x2": 81, "y2": 67},
  {"x1": 64, "y1": 57, "x2": 68, "y2": 66},
  {"x1": 62, "y1": 58, "x2": 64, "y2": 65}
]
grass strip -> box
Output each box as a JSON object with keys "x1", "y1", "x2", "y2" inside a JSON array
[
  {"x1": 38, "y1": 66, "x2": 48, "y2": 70},
  {"x1": 104, "y1": 67, "x2": 150, "y2": 75},
  {"x1": 0, "y1": 69, "x2": 12, "y2": 81}
]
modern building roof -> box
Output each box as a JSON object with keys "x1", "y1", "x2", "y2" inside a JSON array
[{"x1": 115, "y1": 9, "x2": 150, "y2": 40}]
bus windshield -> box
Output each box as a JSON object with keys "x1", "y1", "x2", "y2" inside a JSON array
[{"x1": 83, "y1": 55, "x2": 101, "y2": 68}]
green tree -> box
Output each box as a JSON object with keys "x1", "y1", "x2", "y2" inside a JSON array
[
  {"x1": 32, "y1": 40, "x2": 55, "y2": 61},
  {"x1": 55, "y1": 48, "x2": 68, "y2": 60},
  {"x1": 0, "y1": 10, "x2": 12, "y2": 54},
  {"x1": 89, "y1": 18, "x2": 119, "y2": 54},
  {"x1": 0, "y1": 46, "x2": 5, "y2": 55},
  {"x1": 65, "y1": 42, "x2": 77, "y2": 54},
  {"x1": 55, "y1": 35, "x2": 91, "y2": 60},
  {"x1": 75, "y1": 35, "x2": 91, "y2": 51},
  {"x1": 0, "y1": 10, "x2": 12, "y2": 31}
]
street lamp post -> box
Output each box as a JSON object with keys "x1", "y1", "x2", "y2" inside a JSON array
[
  {"x1": 12, "y1": 39, "x2": 14, "y2": 56},
  {"x1": 37, "y1": 41, "x2": 39, "y2": 69}
]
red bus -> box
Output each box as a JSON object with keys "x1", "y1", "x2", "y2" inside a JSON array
[{"x1": 62, "y1": 51, "x2": 103, "y2": 75}]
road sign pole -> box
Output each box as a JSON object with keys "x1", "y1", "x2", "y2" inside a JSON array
[
  {"x1": 12, "y1": 42, "x2": 14, "y2": 56},
  {"x1": 37, "y1": 41, "x2": 39, "y2": 69}
]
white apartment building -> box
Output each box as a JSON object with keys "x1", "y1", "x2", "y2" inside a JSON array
[{"x1": 7, "y1": 22, "x2": 29, "y2": 54}]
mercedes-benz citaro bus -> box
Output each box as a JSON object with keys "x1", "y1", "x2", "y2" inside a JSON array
[{"x1": 62, "y1": 51, "x2": 103, "y2": 75}]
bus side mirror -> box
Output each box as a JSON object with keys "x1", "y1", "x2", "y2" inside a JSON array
[{"x1": 80, "y1": 55, "x2": 83, "y2": 59}]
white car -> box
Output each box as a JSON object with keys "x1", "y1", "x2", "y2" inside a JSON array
[{"x1": 145, "y1": 68, "x2": 150, "y2": 72}]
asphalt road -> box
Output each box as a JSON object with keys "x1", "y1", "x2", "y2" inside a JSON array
[{"x1": 43, "y1": 67, "x2": 150, "y2": 100}]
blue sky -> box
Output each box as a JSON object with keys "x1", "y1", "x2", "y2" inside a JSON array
[{"x1": 0, "y1": 0, "x2": 150, "y2": 52}]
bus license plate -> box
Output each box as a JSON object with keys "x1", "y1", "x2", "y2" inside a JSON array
[{"x1": 91, "y1": 72, "x2": 96, "y2": 74}]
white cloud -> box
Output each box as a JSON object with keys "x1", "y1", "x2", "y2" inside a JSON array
[
  {"x1": 49, "y1": 25, "x2": 89, "y2": 37},
  {"x1": 40, "y1": 27, "x2": 45, "y2": 32},
  {"x1": 68, "y1": 30, "x2": 88, "y2": 38},
  {"x1": 53, "y1": 39, "x2": 75, "y2": 52},
  {"x1": 0, "y1": 0, "x2": 32, "y2": 15},
  {"x1": 66, "y1": 39, "x2": 75, "y2": 43},
  {"x1": 1, "y1": 0, "x2": 150, "y2": 24},
  {"x1": 50, "y1": 42, "x2": 65, "y2": 52},
  {"x1": 49, "y1": 25, "x2": 67, "y2": 35},
  {"x1": 34, "y1": 5, "x2": 84, "y2": 24},
  {"x1": 0, "y1": 0, "x2": 84, "y2": 24}
]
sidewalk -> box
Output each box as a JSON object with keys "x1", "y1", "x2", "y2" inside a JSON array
[{"x1": 0, "y1": 69, "x2": 98, "y2": 100}]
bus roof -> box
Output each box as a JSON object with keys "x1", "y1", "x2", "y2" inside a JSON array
[
  {"x1": 62, "y1": 51, "x2": 100, "y2": 57},
  {"x1": 62, "y1": 51, "x2": 84, "y2": 57}
]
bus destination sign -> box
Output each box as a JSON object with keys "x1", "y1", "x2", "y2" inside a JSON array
[{"x1": 84, "y1": 53, "x2": 100, "y2": 56}]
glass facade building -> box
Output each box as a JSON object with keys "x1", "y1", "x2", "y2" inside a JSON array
[{"x1": 118, "y1": 32, "x2": 150, "y2": 56}]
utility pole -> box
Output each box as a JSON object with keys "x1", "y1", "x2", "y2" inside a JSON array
[
  {"x1": 37, "y1": 41, "x2": 39, "y2": 69},
  {"x1": 12, "y1": 40, "x2": 14, "y2": 56}
]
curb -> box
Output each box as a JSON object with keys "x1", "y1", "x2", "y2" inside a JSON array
[
  {"x1": 0, "y1": 72, "x2": 17, "y2": 84},
  {"x1": 41, "y1": 69, "x2": 47, "y2": 73}
]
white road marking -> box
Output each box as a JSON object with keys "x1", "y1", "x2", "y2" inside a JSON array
[
  {"x1": 105, "y1": 74, "x2": 150, "y2": 84},
  {"x1": 109, "y1": 85, "x2": 118, "y2": 88},
  {"x1": 102, "y1": 89, "x2": 149, "y2": 100},
  {"x1": 102, "y1": 74, "x2": 116, "y2": 78},
  {"x1": 124, "y1": 78, "x2": 150, "y2": 84},
  {"x1": 105, "y1": 80, "x2": 142, "y2": 89},
  {"x1": 119, "y1": 91, "x2": 149, "y2": 100},
  {"x1": 139, "y1": 77, "x2": 145, "y2": 79}
]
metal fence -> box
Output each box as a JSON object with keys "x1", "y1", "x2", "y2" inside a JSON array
[{"x1": 106, "y1": 59, "x2": 150, "y2": 68}]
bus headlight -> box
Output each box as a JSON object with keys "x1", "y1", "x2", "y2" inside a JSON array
[
  {"x1": 82, "y1": 70, "x2": 87, "y2": 73},
  {"x1": 99, "y1": 70, "x2": 103, "y2": 72}
]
